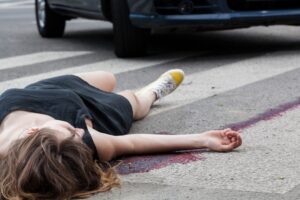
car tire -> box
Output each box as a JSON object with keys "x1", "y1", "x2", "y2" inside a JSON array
[
  {"x1": 111, "y1": 0, "x2": 150, "y2": 58},
  {"x1": 35, "y1": 0, "x2": 66, "y2": 38}
]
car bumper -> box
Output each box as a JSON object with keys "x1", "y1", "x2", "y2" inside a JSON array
[
  {"x1": 130, "y1": 9, "x2": 300, "y2": 29},
  {"x1": 127, "y1": 0, "x2": 300, "y2": 29}
]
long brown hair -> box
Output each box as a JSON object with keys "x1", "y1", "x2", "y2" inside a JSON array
[{"x1": 0, "y1": 128, "x2": 120, "y2": 200}]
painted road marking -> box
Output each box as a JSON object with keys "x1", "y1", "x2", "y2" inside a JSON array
[
  {"x1": 0, "y1": 0, "x2": 29, "y2": 2},
  {"x1": 0, "y1": 5, "x2": 33, "y2": 9},
  {"x1": 1, "y1": 50, "x2": 300, "y2": 104},
  {"x1": 0, "y1": 52, "x2": 196, "y2": 92},
  {"x1": 0, "y1": 51, "x2": 92, "y2": 71},
  {"x1": 0, "y1": 0, "x2": 33, "y2": 8},
  {"x1": 148, "y1": 51, "x2": 300, "y2": 116},
  {"x1": 31, "y1": 19, "x2": 112, "y2": 26}
]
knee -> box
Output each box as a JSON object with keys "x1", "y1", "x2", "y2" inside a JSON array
[
  {"x1": 105, "y1": 72, "x2": 116, "y2": 91},
  {"x1": 125, "y1": 91, "x2": 145, "y2": 120},
  {"x1": 122, "y1": 90, "x2": 138, "y2": 105}
]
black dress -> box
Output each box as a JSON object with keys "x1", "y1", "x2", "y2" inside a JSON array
[{"x1": 0, "y1": 75, "x2": 133, "y2": 160}]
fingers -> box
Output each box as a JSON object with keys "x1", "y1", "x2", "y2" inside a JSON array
[
  {"x1": 206, "y1": 129, "x2": 242, "y2": 152},
  {"x1": 223, "y1": 128, "x2": 232, "y2": 135},
  {"x1": 224, "y1": 130, "x2": 242, "y2": 150},
  {"x1": 220, "y1": 143, "x2": 236, "y2": 152},
  {"x1": 219, "y1": 128, "x2": 232, "y2": 137}
]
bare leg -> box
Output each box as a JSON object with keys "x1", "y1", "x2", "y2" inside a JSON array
[
  {"x1": 75, "y1": 71, "x2": 116, "y2": 92},
  {"x1": 118, "y1": 90, "x2": 156, "y2": 121},
  {"x1": 119, "y1": 69, "x2": 184, "y2": 120},
  {"x1": 75, "y1": 71, "x2": 154, "y2": 120}
]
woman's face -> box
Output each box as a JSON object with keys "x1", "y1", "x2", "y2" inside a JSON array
[{"x1": 39, "y1": 120, "x2": 85, "y2": 141}]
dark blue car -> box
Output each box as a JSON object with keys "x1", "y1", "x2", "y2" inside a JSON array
[{"x1": 35, "y1": 0, "x2": 300, "y2": 57}]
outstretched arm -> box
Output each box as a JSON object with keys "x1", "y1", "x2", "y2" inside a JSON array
[{"x1": 88, "y1": 127, "x2": 242, "y2": 162}]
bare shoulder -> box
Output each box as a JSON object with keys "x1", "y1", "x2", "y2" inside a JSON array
[
  {"x1": 0, "y1": 111, "x2": 53, "y2": 145},
  {"x1": 2, "y1": 111, "x2": 47, "y2": 124},
  {"x1": 0, "y1": 111, "x2": 29, "y2": 133}
]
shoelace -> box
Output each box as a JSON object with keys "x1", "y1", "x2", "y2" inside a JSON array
[{"x1": 153, "y1": 75, "x2": 177, "y2": 99}]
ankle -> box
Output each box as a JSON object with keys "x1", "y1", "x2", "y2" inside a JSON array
[{"x1": 136, "y1": 90, "x2": 156, "y2": 103}]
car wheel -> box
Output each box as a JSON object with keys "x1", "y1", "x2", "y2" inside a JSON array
[
  {"x1": 35, "y1": 0, "x2": 66, "y2": 38},
  {"x1": 111, "y1": 0, "x2": 150, "y2": 58}
]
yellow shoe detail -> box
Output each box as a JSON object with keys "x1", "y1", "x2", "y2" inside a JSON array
[
  {"x1": 141, "y1": 69, "x2": 185, "y2": 100},
  {"x1": 170, "y1": 70, "x2": 184, "y2": 86}
]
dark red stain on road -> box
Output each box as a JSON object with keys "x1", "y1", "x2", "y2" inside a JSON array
[
  {"x1": 116, "y1": 152, "x2": 204, "y2": 175},
  {"x1": 116, "y1": 98, "x2": 300, "y2": 175},
  {"x1": 228, "y1": 98, "x2": 300, "y2": 131}
]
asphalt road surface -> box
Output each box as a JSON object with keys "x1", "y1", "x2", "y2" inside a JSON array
[{"x1": 0, "y1": 1, "x2": 299, "y2": 200}]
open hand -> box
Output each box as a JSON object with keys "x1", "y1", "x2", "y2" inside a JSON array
[{"x1": 202, "y1": 128, "x2": 242, "y2": 152}]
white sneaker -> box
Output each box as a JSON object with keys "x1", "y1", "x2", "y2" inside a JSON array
[{"x1": 144, "y1": 69, "x2": 185, "y2": 100}]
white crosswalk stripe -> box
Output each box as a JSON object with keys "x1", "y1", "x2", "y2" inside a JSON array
[
  {"x1": 0, "y1": 51, "x2": 92, "y2": 71},
  {"x1": 0, "y1": 0, "x2": 33, "y2": 8},
  {"x1": 1, "y1": 50, "x2": 300, "y2": 117},
  {"x1": 0, "y1": 48, "x2": 300, "y2": 118},
  {"x1": 148, "y1": 50, "x2": 300, "y2": 116},
  {"x1": 0, "y1": 52, "x2": 196, "y2": 92}
]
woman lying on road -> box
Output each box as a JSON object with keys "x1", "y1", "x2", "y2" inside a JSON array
[{"x1": 0, "y1": 69, "x2": 242, "y2": 200}]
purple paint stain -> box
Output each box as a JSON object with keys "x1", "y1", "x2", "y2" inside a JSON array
[
  {"x1": 228, "y1": 98, "x2": 300, "y2": 131},
  {"x1": 115, "y1": 98, "x2": 300, "y2": 175},
  {"x1": 116, "y1": 152, "x2": 203, "y2": 175}
]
